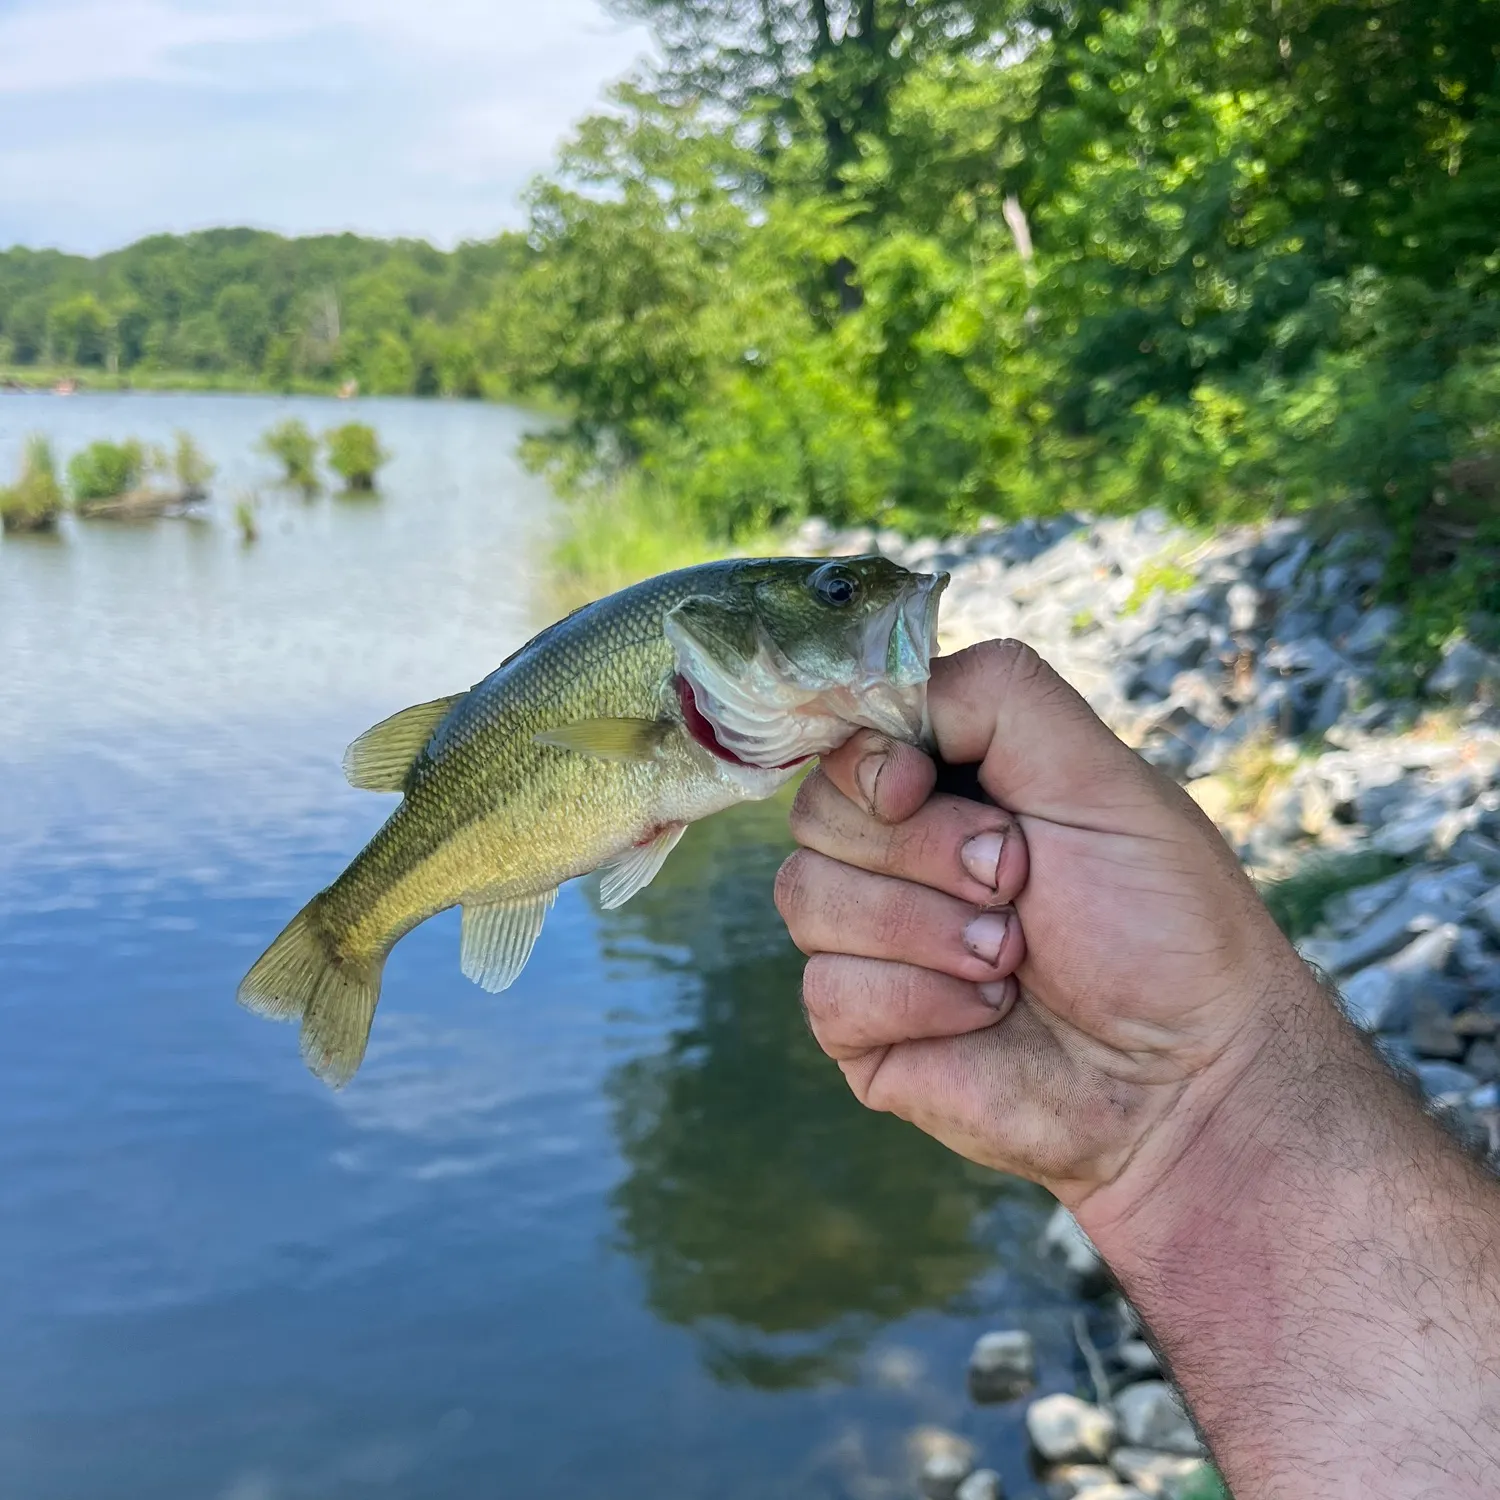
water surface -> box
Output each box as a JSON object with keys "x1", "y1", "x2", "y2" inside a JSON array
[{"x1": 0, "y1": 393, "x2": 1080, "y2": 1499}]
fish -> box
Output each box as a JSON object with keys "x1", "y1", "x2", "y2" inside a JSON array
[{"x1": 238, "y1": 555, "x2": 948, "y2": 1086}]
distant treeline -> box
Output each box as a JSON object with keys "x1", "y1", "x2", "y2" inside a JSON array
[
  {"x1": 0, "y1": 229, "x2": 528, "y2": 397},
  {"x1": 5, "y1": 0, "x2": 1500, "y2": 656}
]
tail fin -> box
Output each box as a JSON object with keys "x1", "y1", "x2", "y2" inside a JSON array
[{"x1": 238, "y1": 899, "x2": 384, "y2": 1088}]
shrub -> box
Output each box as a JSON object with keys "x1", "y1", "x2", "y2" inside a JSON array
[
  {"x1": 0, "y1": 435, "x2": 66, "y2": 533},
  {"x1": 324, "y1": 423, "x2": 388, "y2": 491},
  {"x1": 172, "y1": 431, "x2": 214, "y2": 498},
  {"x1": 260, "y1": 418, "x2": 320, "y2": 494},
  {"x1": 67, "y1": 439, "x2": 145, "y2": 503}
]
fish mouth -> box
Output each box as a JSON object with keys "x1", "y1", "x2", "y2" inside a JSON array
[{"x1": 670, "y1": 569, "x2": 949, "y2": 770}]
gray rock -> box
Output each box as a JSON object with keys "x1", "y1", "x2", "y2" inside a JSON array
[
  {"x1": 968, "y1": 1329, "x2": 1037, "y2": 1403},
  {"x1": 1026, "y1": 1394, "x2": 1119, "y2": 1464},
  {"x1": 955, "y1": 1470, "x2": 1002, "y2": 1500},
  {"x1": 1302, "y1": 889, "x2": 1471, "y2": 977},
  {"x1": 1410, "y1": 1001, "x2": 1466, "y2": 1059},
  {"x1": 1113, "y1": 1339, "x2": 1161, "y2": 1379},
  {"x1": 1264, "y1": 537, "x2": 1312, "y2": 592},
  {"x1": 1324, "y1": 868, "x2": 1414, "y2": 935},
  {"x1": 1374, "y1": 798, "x2": 1451, "y2": 857},
  {"x1": 1226, "y1": 581, "x2": 1261, "y2": 633},
  {"x1": 1339, "y1": 965, "x2": 1408, "y2": 1032},
  {"x1": 1044, "y1": 1466, "x2": 1120, "y2": 1499},
  {"x1": 1428, "y1": 637, "x2": 1500, "y2": 704},
  {"x1": 1470, "y1": 886, "x2": 1500, "y2": 942},
  {"x1": 1043, "y1": 1204, "x2": 1108, "y2": 1292},
  {"x1": 1343, "y1": 605, "x2": 1401, "y2": 658},
  {"x1": 1465, "y1": 1039, "x2": 1500, "y2": 1082},
  {"x1": 911, "y1": 1428, "x2": 977, "y2": 1500},
  {"x1": 1414, "y1": 1061, "x2": 1479, "y2": 1101},
  {"x1": 1450, "y1": 831, "x2": 1500, "y2": 878},
  {"x1": 1110, "y1": 1449, "x2": 1211, "y2": 1499},
  {"x1": 1113, "y1": 1383, "x2": 1201, "y2": 1456},
  {"x1": 1264, "y1": 636, "x2": 1344, "y2": 684}
]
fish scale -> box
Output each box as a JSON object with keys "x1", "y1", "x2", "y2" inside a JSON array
[{"x1": 238, "y1": 556, "x2": 946, "y2": 1086}]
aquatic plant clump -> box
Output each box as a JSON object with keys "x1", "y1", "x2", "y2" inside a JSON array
[
  {"x1": 260, "y1": 418, "x2": 320, "y2": 494},
  {"x1": 324, "y1": 423, "x2": 388, "y2": 492},
  {"x1": 0, "y1": 434, "x2": 66, "y2": 534},
  {"x1": 67, "y1": 439, "x2": 145, "y2": 505},
  {"x1": 172, "y1": 431, "x2": 215, "y2": 500}
]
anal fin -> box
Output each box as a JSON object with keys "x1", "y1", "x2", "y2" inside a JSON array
[
  {"x1": 344, "y1": 693, "x2": 466, "y2": 792},
  {"x1": 460, "y1": 889, "x2": 557, "y2": 993},
  {"x1": 598, "y1": 824, "x2": 686, "y2": 910}
]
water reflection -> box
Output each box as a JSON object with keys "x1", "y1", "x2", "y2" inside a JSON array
[{"x1": 599, "y1": 793, "x2": 1023, "y2": 1389}]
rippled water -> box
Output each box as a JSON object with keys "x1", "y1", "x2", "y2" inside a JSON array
[{"x1": 0, "y1": 393, "x2": 1081, "y2": 1500}]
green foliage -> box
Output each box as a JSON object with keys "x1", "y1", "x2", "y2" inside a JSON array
[
  {"x1": 0, "y1": 435, "x2": 66, "y2": 533},
  {"x1": 260, "y1": 418, "x2": 320, "y2": 495},
  {"x1": 1123, "y1": 558, "x2": 1198, "y2": 616},
  {"x1": 323, "y1": 423, "x2": 388, "y2": 491},
  {"x1": 171, "y1": 431, "x2": 214, "y2": 497},
  {"x1": 67, "y1": 439, "x2": 145, "y2": 503},
  {"x1": 0, "y1": 228, "x2": 528, "y2": 394},
  {"x1": 1174, "y1": 1465, "x2": 1232, "y2": 1500},
  {"x1": 1260, "y1": 851, "x2": 1408, "y2": 942}
]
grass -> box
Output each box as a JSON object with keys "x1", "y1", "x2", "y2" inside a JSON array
[
  {"x1": 548, "y1": 475, "x2": 776, "y2": 610},
  {"x1": 260, "y1": 418, "x2": 320, "y2": 495},
  {"x1": 1259, "y1": 849, "x2": 1407, "y2": 941},
  {"x1": 1122, "y1": 555, "x2": 1198, "y2": 615},
  {"x1": 0, "y1": 434, "x2": 66, "y2": 533}
]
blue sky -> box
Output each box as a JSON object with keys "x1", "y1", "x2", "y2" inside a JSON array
[{"x1": 0, "y1": 0, "x2": 652, "y2": 254}]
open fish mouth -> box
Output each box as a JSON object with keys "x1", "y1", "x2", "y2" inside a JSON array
[{"x1": 670, "y1": 569, "x2": 949, "y2": 769}]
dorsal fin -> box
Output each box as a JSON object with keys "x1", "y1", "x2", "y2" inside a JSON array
[{"x1": 342, "y1": 693, "x2": 466, "y2": 792}]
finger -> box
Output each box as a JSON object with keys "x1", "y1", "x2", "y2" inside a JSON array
[
  {"x1": 817, "y1": 728, "x2": 936, "y2": 824},
  {"x1": 801, "y1": 955, "x2": 1017, "y2": 1060},
  {"x1": 774, "y1": 849, "x2": 1027, "y2": 982},
  {"x1": 927, "y1": 640, "x2": 1160, "y2": 827},
  {"x1": 789, "y1": 770, "x2": 1030, "y2": 907}
]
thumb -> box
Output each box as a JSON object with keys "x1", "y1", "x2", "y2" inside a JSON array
[{"x1": 929, "y1": 640, "x2": 1161, "y2": 827}]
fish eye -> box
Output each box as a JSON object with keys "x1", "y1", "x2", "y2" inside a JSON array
[{"x1": 811, "y1": 563, "x2": 860, "y2": 608}]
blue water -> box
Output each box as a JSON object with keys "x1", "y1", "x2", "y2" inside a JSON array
[{"x1": 0, "y1": 393, "x2": 1082, "y2": 1499}]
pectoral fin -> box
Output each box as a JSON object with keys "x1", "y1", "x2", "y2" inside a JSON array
[
  {"x1": 344, "y1": 693, "x2": 466, "y2": 792},
  {"x1": 598, "y1": 823, "x2": 686, "y2": 909},
  {"x1": 534, "y1": 717, "x2": 674, "y2": 763},
  {"x1": 459, "y1": 890, "x2": 557, "y2": 993}
]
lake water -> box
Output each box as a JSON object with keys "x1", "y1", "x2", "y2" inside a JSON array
[{"x1": 0, "y1": 393, "x2": 1084, "y2": 1500}]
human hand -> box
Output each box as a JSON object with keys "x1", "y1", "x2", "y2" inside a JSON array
[{"x1": 774, "y1": 639, "x2": 1319, "y2": 1218}]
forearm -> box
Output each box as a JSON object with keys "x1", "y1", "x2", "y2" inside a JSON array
[{"x1": 1079, "y1": 976, "x2": 1500, "y2": 1499}]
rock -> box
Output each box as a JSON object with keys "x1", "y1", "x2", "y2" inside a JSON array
[
  {"x1": 1450, "y1": 831, "x2": 1500, "y2": 878},
  {"x1": 1453, "y1": 1007, "x2": 1500, "y2": 1039},
  {"x1": 1226, "y1": 581, "x2": 1261, "y2": 633},
  {"x1": 1343, "y1": 605, "x2": 1400, "y2": 658},
  {"x1": 1044, "y1": 1464, "x2": 1121, "y2": 1498},
  {"x1": 1264, "y1": 537, "x2": 1312, "y2": 592},
  {"x1": 955, "y1": 1470, "x2": 1002, "y2": 1500},
  {"x1": 1323, "y1": 868, "x2": 1413, "y2": 935},
  {"x1": 1339, "y1": 964, "x2": 1408, "y2": 1032},
  {"x1": 1374, "y1": 799, "x2": 1451, "y2": 858},
  {"x1": 1043, "y1": 1204, "x2": 1109, "y2": 1292},
  {"x1": 910, "y1": 1427, "x2": 976, "y2": 1500},
  {"x1": 1264, "y1": 636, "x2": 1344, "y2": 684},
  {"x1": 967, "y1": 1329, "x2": 1036, "y2": 1403},
  {"x1": 1185, "y1": 776, "x2": 1236, "y2": 825},
  {"x1": 1027, "y1": 1394, "x2": 1119, "y2": 1464},
  {"x1": 1110, "y1": 1449, "x2": 1210, "y2": 1499},
  {"x1": 1465, "y1": 1039, "x2": 1500, "y2": 1082},
  {"x1": 1470, "y1": 886, "x2": 1500, "y2": 942},
  {"x1": 1302, "y1": 888, "x2": 1471, "y2": 977},
  {"x1": 1113, "y1": 1383, "x2": 1201, "y2": 1456},
  {"x1": 1409, "y1": 1001, "x2": 1466, "y2": 1059},
  {"x1": 1113, "y1": 1339, "x2": 1162, "y2": 1379},
  {"x1": 1428, "y1": 637, "x2": 1500, "y2": 704},
  {"x1": 1414, "y1": 1061, "x2": 1478, "y2": 1102}
]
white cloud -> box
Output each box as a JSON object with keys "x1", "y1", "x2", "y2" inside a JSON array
[{"x1": 0, "y1": 0, "x2": 652, "y2": 252}]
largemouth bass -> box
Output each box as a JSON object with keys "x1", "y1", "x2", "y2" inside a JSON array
[{"x1": 239, "y1": 556, "x2": 947, "y2": 1085}]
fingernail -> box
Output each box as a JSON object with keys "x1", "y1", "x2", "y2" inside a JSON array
[
  {"x1": 978, "y1": 978, "x2": 1016, "y2": 1013},
  {"x1": 856, "y1": 747, "x2": 887, "y2": 813},
  {"x1": 963, "y1": 909, "x2": 1011, "y2": 966},
  {"x1": 960, "y1": 831, "x2": 1004, "y2": 889}
]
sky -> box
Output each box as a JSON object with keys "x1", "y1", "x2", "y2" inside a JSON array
[{"x1": 0, "y1": 0, "x2": 653, "y2": 255}]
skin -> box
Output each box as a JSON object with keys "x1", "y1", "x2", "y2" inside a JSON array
[{"x1": 774, "y1": 639, "x2": 1500, "y2": 1499}]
